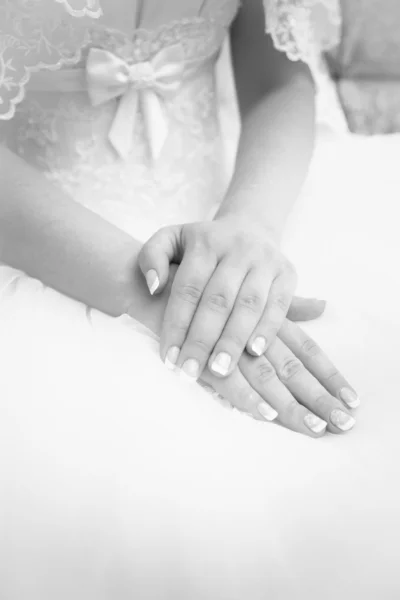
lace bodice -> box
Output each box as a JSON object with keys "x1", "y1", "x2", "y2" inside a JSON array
[
  {"x1": 0, "y1": 0, "x2": 243, "y2": 239},
  {"x1": 0, "y1": 0, "x2": 343, "y2": 241}
]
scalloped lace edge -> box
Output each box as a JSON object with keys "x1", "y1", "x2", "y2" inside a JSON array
[
  {"x1": 0, "y1": 44, "x2": 87, "y2": 121},
  {"x1": 55, "y1": 0, "x2": 103, "y2": 19},
  {"x1": 265, "y1": 0, "x2": 342, "y2": 64},
  {"x1": 0, "y1": 2, "x2": 237, "y2": 121}
]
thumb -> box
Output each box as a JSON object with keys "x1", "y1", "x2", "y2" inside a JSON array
[
  {"x1": 287, "y1": 296, "x2": 327, "y2": 322},
  {"x1": 138, "y1": 225, "x2": 183, "y2": 295}
]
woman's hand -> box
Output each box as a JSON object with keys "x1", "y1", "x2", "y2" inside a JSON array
[
  {"x1": 139, "y1": 217, "x2": 298, "y2": 380},
  {"x1": 199, "y1": 319, "x2": 360, "y2": 438}
]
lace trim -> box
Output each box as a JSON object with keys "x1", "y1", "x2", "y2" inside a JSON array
[
  {"x1": 89, "y1": 18, "x2": 228, "y2": 65},
  {"x1": 0, "y1": 0, "x2": 96, "y2": 120},
  {"x1": 0, "y1": 36, "x2": 91, "y2": 121},
  {"x1": 264, "y1": 0, "x2": 341, "y2": 64},
  {"x1": 0, "y1": 0, "x2": 238, "y2": 121},
  {"x1": 55, "y1": 0, "x2": 103, "y2": 19}
]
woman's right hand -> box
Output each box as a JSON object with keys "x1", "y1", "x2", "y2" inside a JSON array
[{"x1": 200, "y1": 318, "x2": 360, "y2": 438}]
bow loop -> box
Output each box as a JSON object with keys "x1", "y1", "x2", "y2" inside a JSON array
[{"x1": 86, "y1": 44, "x2": 185, "y2": 159}]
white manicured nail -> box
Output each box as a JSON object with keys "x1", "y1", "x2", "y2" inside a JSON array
[
  {"x1": 251, "y1": 336, "x2": 267, "y2": 356},
  {"x1": 330, "y1": 409, "x2": 356, "y2": 432},
  {"x1": 145, "y1": 269, "x2": 159, "y2": 295},
  {"x1": 339, "y1": 387, "x2": 360, "y2": 408},
  {"x1": 181, "y1": 358, "x2": 200, "y2": 382},
  {"x1": 165, "y1": 346, "x2": 180, "y2": 371},
  {"x1": 304, "y1": 413, "x2": 327, "y2": 434},
  {"x1": 211, "y1": 352, "x2": 232, "y2": 376},
  {"x1": 257, "y1": 403, "x2": 278, "y2": 422}
]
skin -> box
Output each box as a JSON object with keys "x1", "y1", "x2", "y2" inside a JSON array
[
  {"x1": 0, "y1": 2, "x2": 358, "y2": 436},
  {"x1": 139, "y1": 0, "x2": 317, "y2": 382},
  {"x1": 133, "y1": 267, "x2": 360, "y2": 438}
]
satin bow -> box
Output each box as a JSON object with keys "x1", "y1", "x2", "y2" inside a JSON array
[{"x1": 86, "y1": 44, "x2": 185, "y2": 159}]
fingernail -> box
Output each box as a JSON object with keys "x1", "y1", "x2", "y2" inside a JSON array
[
  {"x1": 304, "y1": 413, "x2": 327, "y2": 434},
  {"x1": 257, "y1": 403, "x2": 278, "y2": 422},
  {"x1": 181, "y1": 358, "x2": 200, "y2": 382},
  {"x1": 211, "y1": 352, "x2": 232, "y2": 376},
  {"x1": 165, "y1": 346, "x2": 180, "y2": 371},
  {"x1": 330, "y1": 409, "x2": 356, "y2": 432},
  {"x1": 145, "y1": 269, "x2": 159, "y2": 295},
  {"x1": 339, "y1": 387, "x2": 360, "y2": 408},
  {"x1": 251, "y1": 336, "x2": 267, "y2": 356}
]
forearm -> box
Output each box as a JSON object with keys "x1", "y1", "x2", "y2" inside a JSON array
[
  {"x1": 0, "y1": 146, "x2": 149, "y2": 319},
  {"x1": 216, "y1": 1, "x2": 316, "y2": 240},
  {"x1": 217, "y1": 73, "x2": 315, "y2": 239}
]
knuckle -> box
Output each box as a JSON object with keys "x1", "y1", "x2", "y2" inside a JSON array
[
  {"x1": 231, "y1": 231, "x2": 246, "y2": 248},
  {"x1": 189, "y1": 338, "x2": 212, "y2": 354},
  {"x1": 313, "y1": 394, "x2": 331, "y2": 412},
  {"x1": 278, "y1": 357, "x2": 304, "y2": 382},
  {"x1": 273, "y1": 293, "x2": 291, "y2": 313},
  {"x1": 284, "y1": 398, "x2": 301, "y2": 420},
  {"x1": 236, "y1": 388, "x2": 257, "y2": 410},
  {"x1": 206, "y1": 292, "x2": 230, "y2": 312},
  {"x1": 300, "y1": 338, "x2": 321, "y2": 358},
  {"x1": 189, "y1": 226, "x2": 212, "y2": 252},
  {"x1": 191, "y1": 237, "x2": 207, "y2": 255},
  {"x1": 176, "y1": 283, "x2": 203, "y2": 304},
  {"x1": 325, "y1": 367, "x2": 341, "y2": 383},
  {"x1": 163, "y1": 318, "x2": 189, "y2": 335},
  {"x1": 223, "y1": 331, "x2": 246, "y2": 352},
  {"x1": 256, "y1": 361, "x2": 276, "y2": 384},
  {"x1": 283, "y1": 260, "x2": 297, "y2": 279},
  {"x1": 158, "y1": 225, "x2": 170, "y2": 236},
  {"x1": 238, "y1": 293, "x2": 263, "y2": 312}
]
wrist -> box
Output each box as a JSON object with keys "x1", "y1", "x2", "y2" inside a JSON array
[
  {"x1": 214, "y1": 208, "x2": 282, "y2": 244},
  {"x1": 125, "y1": 263, "x2": 178, "y2": 336}
]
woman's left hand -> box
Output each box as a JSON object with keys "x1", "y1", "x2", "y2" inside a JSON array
[
  {"x1": 139, "y1": 217, "x2": 297, "y2": 381},
  {"x1": 199, "y1": 318, "x2": 360, "y2": 438}
]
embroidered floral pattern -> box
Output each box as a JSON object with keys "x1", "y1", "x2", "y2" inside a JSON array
[
  {"x1": 0, "y1": 0, "x2": 239, "y2": 120},
  {"x1": 55, "y1": 0, "x2": 103, "y2": 18},
  {"x1": 264, "y1": 0, "x2": 341, "y2": 64},
  {"x1": 0, "y1": 0, "x2": 95, "y2": 119},
  {"x1": 0, "y1": 1, "x2": 239, "y2": 239}
]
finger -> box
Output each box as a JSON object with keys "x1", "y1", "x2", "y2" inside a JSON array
[
  {"x1": 160, "y1": 249, "x2": 217, "y2": 372},
  {"x1": 200, "y1": 367, "x2": 278, "y2": 423},
  {"x1": 247, "y1": 267, "x2": 296, "y2": 357},
  {"x1": 278, "y1": 319, "x2": 360, "y2": 409},
  {"x1": 208, "y1": 265, "x2": 272, "y2": 378},
  {"x1": 239, "y1": 353, "x2": 328, "y2": 438},
  {"x1": 176, "y1": 262, "x2": 247, "y2": 381},
  {"x1": 138, "y1": 225, "x2": 182, "y2": 295},
  {"x1": 266, "y1": 337, "x2": 356, "y2": 433},
  {"x1": 287, "y1": 297, "x2": 327, "y2": 322}
]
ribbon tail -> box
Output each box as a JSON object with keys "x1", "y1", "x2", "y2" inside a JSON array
[
  {"x1": 108, "y1": 88, "x2": 139, "y2": 159},
  {"x1": 141, "y1": 90, "x2": 169, "y2": 161}
]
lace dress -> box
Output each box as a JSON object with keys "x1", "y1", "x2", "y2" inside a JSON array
[{"x1": 2, "y1": 2, "x2": 400, "y2": 599}]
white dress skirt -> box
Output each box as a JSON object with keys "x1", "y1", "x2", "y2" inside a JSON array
[{"x1": 1, "y1": 1, "x2": 400, "y2": 598}]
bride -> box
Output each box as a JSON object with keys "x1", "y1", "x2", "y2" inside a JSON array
[{"x1": 1, "y1": 0, "x2": 399, "y2": 598}]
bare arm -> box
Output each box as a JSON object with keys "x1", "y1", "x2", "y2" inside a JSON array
[
  {"x1": 216, "y1": 0, "x2": 316, "y2": 239},
  {"x1": 0, "y1": 146, "x2": 160, "y2": 325}
]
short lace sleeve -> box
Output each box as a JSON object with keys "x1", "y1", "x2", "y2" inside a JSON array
[
  {"x1": 264, "y1": 0, "x2": 349, "y2": 132},
  {"x1": 263, "y1": 0, "x2": 341, "y2": 65},
  {"x1": 55, "y1": 0, "x2": 102, "y2": 18},
  {"x1": 0, "y1": 0, "x2": 102, "y2": 121}
]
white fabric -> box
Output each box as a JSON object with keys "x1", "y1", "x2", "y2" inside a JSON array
[
  {"x1": 264, "y1": 0, "x2": 342, "y2": 62},
  {"x1": 1, "y1": 1, "x2": 400, "y2": 598},
  {"x1": 85, "y1": 44, "x2": 186, "y2": 158},
  {"x1": 264, "y1": 0, "x2": 349, "y2": 132}
]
